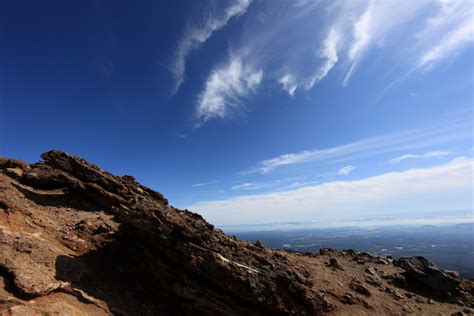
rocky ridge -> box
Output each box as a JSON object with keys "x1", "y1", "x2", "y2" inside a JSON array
[{"x1": 0, "y1": 151, "x2": 472, "y2": 315}]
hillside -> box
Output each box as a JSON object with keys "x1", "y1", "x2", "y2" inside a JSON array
[{"x1": 0, "y1": 151, "x2": 472, "y2": 315}]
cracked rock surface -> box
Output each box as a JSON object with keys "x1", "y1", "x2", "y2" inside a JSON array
[{"x1": 0, "y1": 151, "x2": 473, "y2": 315}]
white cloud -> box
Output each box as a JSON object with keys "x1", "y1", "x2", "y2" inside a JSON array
[
  {"x1": 338, "y1": 1, "x2": 436, "y2": 86},
  {"x1": 232, "y1": 179, "x2": 290, "y2": 190},
  {"x1": 222, "y1": 215, "x2": 474, "y2": 232},
  {"x1": 342, "y1": 5, "x2": 372, "y2": 86},
  {"x1": 183, "y1": 1, "x2": 472, "y2": 122},
  {"x1": 390, "y1": 151, "x2": 451, "y2": 164},
  {"x1": 418, "y1": 1, "x2": 470, "y2": 37},
  {"x1": 189, "y1": 158, "x2": 474, "y2": 225},
  {"x1": 306, "y1": 28, "x2": 340, "y2": 90},
  {"x1": 418, "y1": 18, "x2": 473, "y2": 70},
  {"x1": 429, "y1": 0, "x2": 460, "y2": 24},
  {"x1": 170, "y1": 0, "x2": 252, "y2": 93},
  {"x1": 338, "y1": 165, "x2": 356, "y2": 175},
  {"x1": 349, "y1": 6, "x2": 372, "y2": 62},
  {"x1": 250, "y1": 118, "x2": 470, "y2": 174},
  {"x1": 278, "y1": 73, "x2": 298, "y2": 96},
  {"x1": 192, "y1": 180, "x2": 221, "y2": 188},
  {"x1": 232, "y1": 182, "x2": 259, "y2": 190},
  {"x1": 196, "y1": 54, "x2": 263, "y2": 124},
  {"x1": 377, "y1": 1, "x2": 473, "y2": 98}
]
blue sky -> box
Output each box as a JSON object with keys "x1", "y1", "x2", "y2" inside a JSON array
[{"x1": 0, "y1": 0, "x2": 473, "y2": 226}]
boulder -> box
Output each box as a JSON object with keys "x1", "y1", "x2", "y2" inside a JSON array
[{"x1": 396, "y1": 256, "x2": 460, "y2": 291}]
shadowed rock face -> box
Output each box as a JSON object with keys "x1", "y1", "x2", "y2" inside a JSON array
[
  {"x1": 0, "y1": 150, "x2": 324, "y2": 315},
  {"x1": 1, "y1": 151, "x2": 473, "y2": 315},
  {"x1": 396, "y1": 257, "x2": 460, "y2": 291}
]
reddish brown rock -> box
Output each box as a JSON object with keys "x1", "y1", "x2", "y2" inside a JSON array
[
  {"x1": 0, "y1": 151, "x2": 322, "y2": 315},
  {"x1": 1, "y1": 150, "x2": 473, "y2": 315}
]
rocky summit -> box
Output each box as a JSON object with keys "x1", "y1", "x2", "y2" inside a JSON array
[{"x1": 0, "y1": 151, "x2": 473, "y2": 315}]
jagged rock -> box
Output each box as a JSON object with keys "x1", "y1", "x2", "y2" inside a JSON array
[
  {"x1": 320, "y1": 248, "x2": 337, "y2": 255},
  {"x1": 350, "y1": 282, "x2": 371, "y2": 297},
  {"x1": 0, "y1": 151, "x2": 323, "y2": 315},
  {"x1": 1, "y1": 150, "x2": 473, "y2": 315},
  {"x1": 340, "y1": 293, "x2": 357, "y2": 305},
  {"x1": 3, "y1": 168, "x2": 23, "y2": 179},
  {"x1": 397, "y1": 256, "x2": 461, "y2": 291},
  {"x1": 385, "y1": 287, "x2": 404, "y2": 300},
  {"x1": 365, "y1": 266, "x2": 377, "y2": 276},
  {"x1": 446, "y1": 270, "x2": 461, "y2": 279},
  {"x1": 0, "y1": 158, "x2": 28, "y2": 170},
  {"x1": 0, "y1": 228, "x2": 64, "y2": 296},
  {"x1": 376, "y1": 257, "x2": 390, "y2": 265},
  {"x1": 364, "y1": 267, "x2": 382, "y2": 286},
  {"x1": 365, "y1": 274, "x2": 382, "y2": 287},
  {"x1": 329, "y1": 258, "x2": 344, "y2": 270}
]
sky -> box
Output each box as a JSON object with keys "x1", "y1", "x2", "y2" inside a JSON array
[{"x1": 0, "y1": 0, "x2": 473, "y2": 227}]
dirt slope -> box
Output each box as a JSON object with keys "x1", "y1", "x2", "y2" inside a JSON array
[{"x1": 0, "y1": 151, "x2": 472, "y2": 315}]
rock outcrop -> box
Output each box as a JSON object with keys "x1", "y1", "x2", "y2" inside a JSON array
[
  {"x1": 0, "y1": 150, "x2": 473, "y2": 315},
  {"x1": 396, "y1": 256, "x2": 461, "y2": 291}
]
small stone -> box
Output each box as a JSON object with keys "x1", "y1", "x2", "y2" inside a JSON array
[
  {"x1": 350, "y1": 282, "x2": 371, "y2": 297},
  {"x1": 345, "y1": 249, "x2": 357, "y2": 255},
  {"x1": 329, "y1": 258, "x2": 344, "y2": 270},
  {"x1": 362, "y1": 300, "x2": 372, "y2": 309},
  {"x1": 428, "y1": 298, "x2": 434, "y2": 304},
  {"x1": 365, "y1": 266, "x2": 377, "y2": 276},
  {"x1": 365, "y1": 273, "x2": 382, "y2": 287},
  {"x1": 340, "y1": 293, "x2": 357, "y2": 305},
  {"x1": 385, "y1": 287, "x2": 404, "y2": 300},
  {"x1": 320, "y1": 248, "x2": 336, "y2": 255},
  {"x1": 403, "y1": 305, "x2": 415, "y2": 313},
  {"x1": 376, "y1": 257, "x2": 389, "y2": 265}
]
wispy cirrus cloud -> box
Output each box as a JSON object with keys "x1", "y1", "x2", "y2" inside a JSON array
[
  {"x1": 306, "y1": 28, "x2": 340, "y2": 90},
  {"x1": 196, "y1": 54, "x2": 262, "y2": 125},
  {"x1": 170, "y1": 0, "x2": 252, "y2": 93},
  {"x1": 390, "y1": 151, "x2": 451, "y2": 164},
  {"x1": 192, "y1": 180, "x2": 222, "y2": 188},
  {"x1": 190, "y1": 157, "x2": 473, "y2": 225},
  {"x1": 342, "y1": 5, "x2": 372, "y2": 86},
  {"x1": 418, "y1": 18, "x2": 473, "y2": 70},
  {"x1": 231, "y1": 0, "x2": 435, "y2": 97},
  {"x1": 378, "y1": 1, "x2": 473, "y2": 98},
  {"x1": 232, "y1": 182, "x2": 266, "y2": 190},
  {"x1": 187, "y1": 0, "x2": 472, "y2": 125},
  {"x1": 248, "y1": 118, "x2": 470, "y2": 174}
]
